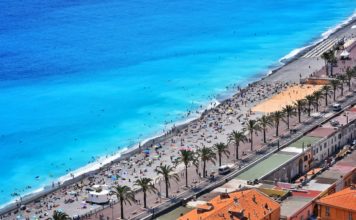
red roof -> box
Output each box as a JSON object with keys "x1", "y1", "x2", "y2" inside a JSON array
[
  {"x1": 317, "y1": 186, "x2": 356, "y2": 211},
  {"x1": 178, "y1": 189, "x2": 280, "y2": 220}
]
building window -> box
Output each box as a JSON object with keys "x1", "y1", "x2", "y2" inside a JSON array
[
  {"x1": 349, "y1": 212, "x2": 353, "y2": 220},
  {"x1": 326, "y1": 207, "x2": 330, "y2": 217}
]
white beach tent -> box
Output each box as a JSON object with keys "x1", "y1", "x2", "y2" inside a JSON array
[
  {"x1": 340, "y1": 50, "x2": 350, "y2": 59},
  {"x1": 87, "y1": 189, "x2": 110, "y2": 204}
]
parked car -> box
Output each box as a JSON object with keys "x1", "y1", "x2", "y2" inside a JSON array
[
  {"x1": 332, "y1": 103, "x2": 342, "y2": 111},
  {"x1": 218, "y1": 165, "x2": 231, "y2": 175}
]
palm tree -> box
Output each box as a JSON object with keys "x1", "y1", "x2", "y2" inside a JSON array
[
  {"x1": 321, "y1": 51, "x2": 331, "y2": 75},
  {"x1": 134, "y1": 178, "x2": 157, "y2": 208},
  {"x1": 330, "y1": 79, "x2": 340, "y2": 101},
  {"x1": 293, "y1": 99, "x2": 305, "y2": 123},
  {"x1": 312, "y1": 90, "x2": 323, "y2": 112},
  {"x1": 228, "y1": 130, "x2": 247, "y2": 160},
  {"x1": 245, "y1": 119, "x2": 261, "y2": 151},
  {"x1": 258, "y1": 115, "x2": 273, "y2": 143},
  {"x1": 282, "y1": 105, "x2": 295, "y2": 129},
  {"x1": 322, "y1": 85, "x2": 331, "y2": 106},
  {"x1": 155, "y1": 165, "x2": 179, "y2": 198},
  {"x1": 111, "y1": 185, "x2": 135, "y2": 220},
  {"x1": 305, "y1": 95, "x2": 315, "y2": 116},
  {"x1": 52, "y1": 211, "x2": 70, "y2": 220},
  {"x1": 337, "y1": 74, "x2": 347, "y2": 96},
  {"x1": 213, "y1": 142, "x2": 230, "y2": 167},
  {"x1": 271, "y1": 111, "x2": 284, "y2": 137},
  {"x1": 198, "y1": 146, "x2": 216, "y2": 178},
  {"x1": 329, "y1": 52, "x2": 337, "y2": 76},
  {"x1": 345, "y1": 67, "x2": 354, "y2": 92},
  {"x1": 176, "y1": 149, "x2": 196, "y2": 187}
]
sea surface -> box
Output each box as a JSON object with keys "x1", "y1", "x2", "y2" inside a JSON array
[{"x1": 0, "y1": 0, "x2": 355, "y2": 206}]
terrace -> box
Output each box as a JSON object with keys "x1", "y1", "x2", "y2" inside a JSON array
[{"x1": 235, "y1": 151, "x2": 297, "y2": 181}]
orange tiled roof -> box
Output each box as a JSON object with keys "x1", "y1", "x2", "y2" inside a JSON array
[
  {"x1": 317, "y1": 186, "x2": 356, "y2": 211},
  {"x1": 178, "y1": 189, "x2": 280, "y2": 220}
]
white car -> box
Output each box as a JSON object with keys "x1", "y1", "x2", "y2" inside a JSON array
[{"x1": 218, "y1": 165, "x2": 232, "y2": 175}]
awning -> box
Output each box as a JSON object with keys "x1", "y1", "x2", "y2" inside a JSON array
[{"x1": 340, "y1": 50, "x2": 350, "y2": 58}]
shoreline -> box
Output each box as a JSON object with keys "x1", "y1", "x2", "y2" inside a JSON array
[{"x1": 1, "y1": 10, "x2": 356, "y2": 216}]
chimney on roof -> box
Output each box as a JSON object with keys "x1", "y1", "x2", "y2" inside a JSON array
[
  {"x1": 252, "y1": 195, "x2": 257, "y2": 204},
  {"x1": 264, "y1": 203, "x2": 269, "y2": 210},
  {"x1": 233, "y1": 197, "x2": 239, "y2": 205}
]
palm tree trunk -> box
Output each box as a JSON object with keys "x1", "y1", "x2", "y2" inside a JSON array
[
  {"x1": 250, "y1": 132, "x2": 253, "y2": 151},
  {"x1": 120, "y1": 199, "x2": 124, "y2": 220},
  {"x1": 218, "y1": 152, "x2": 222, "y2": 167},
  {"x1": 143, "y1": 191, "x2": 147, "y2": 208},
  {"x1": 348, "y1": 80, "x2": 351, "y2": 92},
  {"x1": 276, "y1": 122, "x2": 279, "y2": 136},
  {"x1": 325, "y1": 94, "x2": 328, "y2": 106},
  {"x1": 185, "y1": 165, "x2": 188, "y2": 187},
  {"x1": 235, "y1": 143, "x2": 239, "y2": 160},
  {"x1": 333, "y1": 89, "x2": 336, "y2": 101},
  {"x1": 298, "y1": 108, "x2": 301, "y2": 123},
  {"x1": 308, "y1": 103, "x2": 311, "y2": 116},
  {"x1": 263, "y1": 128, "x2": 266, "y2": 143},
  {"x1": 287, "y1": 115, "x2": 290, "y2": 129},
  {"x1": 203, "y1": 161, "x2": 206, "y2": 178},
  {"x1": 341, "y1": 87, "x2": 344, "y2": 96},
  {"x1": 165, "y1": 179, "x2": 169, "y2": 198}
]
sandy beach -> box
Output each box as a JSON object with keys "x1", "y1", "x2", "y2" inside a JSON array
[{"x1": 2, "y1": 12, "x2": 356, "y2": 220}]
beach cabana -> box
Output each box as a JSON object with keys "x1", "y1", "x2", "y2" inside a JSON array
[
  {"x1": 340, "y1": 50, "x2": 350, "y2": 60},
  {"x1": 86, "y1": 189, "x2": 110, "y2": 204}
]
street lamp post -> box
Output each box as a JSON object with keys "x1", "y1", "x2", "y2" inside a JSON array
[{"x1": 110, "y1": 199, "x2": 114, "y2": 220}]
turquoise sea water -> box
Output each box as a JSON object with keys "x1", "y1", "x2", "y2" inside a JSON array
[{"x1": 0, "y1": 0, "x2": 354, "y2": 206}]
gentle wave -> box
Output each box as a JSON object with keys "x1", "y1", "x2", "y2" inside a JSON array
[{"x1": 279, "y1": 10, "x2": 356, "y2": 64}]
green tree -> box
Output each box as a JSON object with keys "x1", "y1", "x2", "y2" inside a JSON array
[
  {"x1": 337, "y1": 74, "x2": 347, "y2": 96},
  {"x1": 293, "y1": 99, "x2": 305, "y2": 123},
  {"x1": 282, "y1": 105, "x2": 296, "y2": 129},
  {"x1": 155, "y1": 165, "x2": 179, "y2": 198},
  {"x1": 111, "y1": 185, "x2": 135, "y2": 220},
  {"x1": 305, "y1": 95, "x2": 315, "y2": 116},
  {"x1": 52, "y1": 211, "x2": 70, "y2": 220},
  {"x1": 245, "y1": 119, "x2": 261, "y2": 151},
  {"x1": 258, "y1": 115, "x2": 273, "y2": 143},
  {"x1": 198, "y1": 146, "x2": 216, "y2": 178},
  {"x1": 176, "y1": 149, "x2": 196, "y2": 187},
  {"x1": 322, "y1": 85, "x2": 331, "y2": 106},
  {"x1": 213, "y1": 142, "x2": 230, "y2": 167},
  {"x1": 134, "y1": 178, "x2": 157, "y2": 208},
  {"x1": 330, "y1": 79, "x2": 340, "y2": 101},
  {"x1": 228, "y1": 130, "x2": 247, "y2": 160},
  {"x1": 345, "y1": 67, "x2": 354, "y2": 92},
  {"x1": 312, "y1": 90, "x2": 324, "y2": 112},
  {"x1": 321, "y1": 51, "x2": 331, "y2": 75},
  {"x1": 271, "y1": 111, "x2": 284, "y2": 137}
]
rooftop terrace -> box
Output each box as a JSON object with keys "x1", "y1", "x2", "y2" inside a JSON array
[
  {"x1": 156, "y1": 206, "x2": 193, "y2": 220},
  {"x1": 289, "y1": 136, "x2": 321, "y2": 149},
  {"x1": 236, "y1": 151, "x2": 297, "y2": 181},
  {"x1": 307, "y1": 127, "x2": 335, "y2": 138}
]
